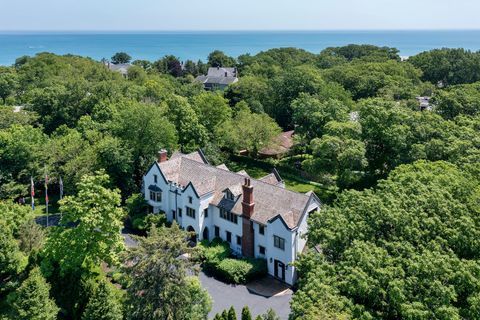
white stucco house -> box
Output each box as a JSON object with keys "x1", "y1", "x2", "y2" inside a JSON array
[{"x1": 142, "y1": 149, "x2": 321, "y2": 285}]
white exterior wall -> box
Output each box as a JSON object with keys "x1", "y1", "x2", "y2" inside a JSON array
[
  {"x1": 198, "y1": 194, "x2": 214, "y2": 241},
  {"x1": 210, "y1": 206, "x2": 243, "y2": 254},
  {"x1": 253, "y1": 222, "x2": 267, "y2": 259},
  {"x1": 265, "y1": 218, "x2": 295, "y2": 285},
  {"x1": 143, "y1": 164, "x2": 169, "y2": 214}
]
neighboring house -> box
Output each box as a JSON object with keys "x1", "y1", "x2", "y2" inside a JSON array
[
  {"x1": 105, "y1": 61, "x2": 132, "y2": 78},
  {"x1": 258, "y1": 130, "x2": 295, "y2": 159},
  {"x1": 142, "y1": 150, "x2": 321, "y2": 285},
  {"x1": 416, "y1": 96, "x2": 432, "y2": 111},
  {"x1": 195, "y1": 67, "x2": 239, "y2": 90}
]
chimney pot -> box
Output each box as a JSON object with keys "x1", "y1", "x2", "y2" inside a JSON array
[{"x1": 157, "y1": 149, "x2": 168, "y2": 163}]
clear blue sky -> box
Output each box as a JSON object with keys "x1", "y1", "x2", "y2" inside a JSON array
[{"x1": 1, "y1": 0, "x2": 479, "y2": 31}]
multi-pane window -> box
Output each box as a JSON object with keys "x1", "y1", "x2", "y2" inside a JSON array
[
  {"x1": 186, "y1": 207, "x2": 196, "y2": 219},
  {"x1": 259, "y1": 246, "x2": 266, "y2": 255},
  {"x1": 236, "y1": 236, "x2": 242, "y2": 246},
  {"x1": 259, "y1": 225, "x2": 265, "y2": 235},
  {"x1": 226, "y1": 231, "x2": 232, "y2": 243},
  {"x1": 214, "y1": 226, "x2": 220, "y2": 238},
  {"x1": 204, "y1": 208, "x2": 208, "y2": 218},
  {"x1": 150, "y1": 191, "x2": 162, "y2": 202},
  {"x1": 219, "y1": 208, "x2": 238, "y2": 224},
  {"x1": 188, "y1": 196, "x2": 193, "y2": 204},
  {"x1": 274, "y1": 235, "x2": 285, "y2": 250}
]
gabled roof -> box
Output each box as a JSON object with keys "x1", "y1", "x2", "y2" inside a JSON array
[
  {"x1": 259, "y1": 169, "x2": 283, "y2": 186},
  {"x1": 206, "y1": 67, "x2": 237, "y2": 78},
  {"x1": 157, "y1": 151, "x2": 318, "y2": 228},
  {"x1": 195, "y1": 67, "x2": 239, "y2": 86}
]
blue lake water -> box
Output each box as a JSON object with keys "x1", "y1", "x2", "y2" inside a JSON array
[{"x1": 1, "y1": 30, "x2": 480, "y2": 65}]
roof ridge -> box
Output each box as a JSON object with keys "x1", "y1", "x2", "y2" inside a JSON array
[{"x1": 179, "y1": 157, "x2": 311, "y2": 199}]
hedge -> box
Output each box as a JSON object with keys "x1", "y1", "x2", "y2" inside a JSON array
[{"x1": 197, "y1": 238, "x2": 267, "y2": 284}]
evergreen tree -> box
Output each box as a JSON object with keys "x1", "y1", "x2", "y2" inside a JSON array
[
  {"x1": 228, "y1": 306, "x2": 237, "y2": 320},
  {"x1": 124, "y1": 224, "x2": 211, "y2": 320},
  {"x1": 222, "y1": 310, "x2": 229, "y2": 320},
  {"x1": 9, "y1": 267, "x2": 59, "y2": 320},
  {"x1": 241, "y1": 306, "x2": 252, "y2": 320},
  {"x1": 82, "y1": 280, "x2": 123, "y2": 320},
  {"x1": 261, "y1": 309, "x2": 280, "y2": 320}
]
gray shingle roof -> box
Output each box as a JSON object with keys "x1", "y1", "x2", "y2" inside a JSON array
[
  {"x1": 195, "y1": 67, "x2": 238, "y2": 86},
  {"x1": 158, "y1": 152, "x2": 315, "y2": 228}
]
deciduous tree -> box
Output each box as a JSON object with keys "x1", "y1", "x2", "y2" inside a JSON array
[{"x1": 44, "y1": 171, "x2": 125, "y2": 273}]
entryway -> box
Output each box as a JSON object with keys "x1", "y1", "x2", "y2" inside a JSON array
[
  {"x1": 203, "y1": 227, "x2": 209, "y2": 241},
  {"x1": 274, "y1": 260, "x2": 285, "y2": 281}
]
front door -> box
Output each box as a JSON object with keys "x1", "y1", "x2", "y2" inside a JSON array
[
  {"x1": 274, "y1": 260, "x2": 285, "y2": 281},
  {"x1": 203, "y1": 227, "x2": 209, "y2": 241}
]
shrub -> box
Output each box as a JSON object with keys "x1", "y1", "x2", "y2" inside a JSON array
[
  {"x1": 131, "y1": 213, "x2": 168, "y2": 233},
  {"x1": 198, "y1": 239, "x2": 267, "y2": 284}
]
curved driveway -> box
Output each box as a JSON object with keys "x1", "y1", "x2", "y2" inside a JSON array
[{"x1": 199, "y1": 272, "x2": 291, "y2": 319}]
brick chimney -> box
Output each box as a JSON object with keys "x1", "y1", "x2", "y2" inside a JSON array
[
  {"x1": 242, "y1": 178, "x2": 255, "y2": 257},
  {"x1": 157, "y1": 149, "x2": 168, "y2": 163}
]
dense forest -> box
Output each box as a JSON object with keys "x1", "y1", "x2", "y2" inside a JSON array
[{"x1": 0, "y1": 45, "x2": 480, "y2": 319}]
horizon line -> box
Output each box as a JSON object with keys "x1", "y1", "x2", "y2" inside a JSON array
[{"x1": 1, "y1": 28, "x2": 480, "y2": 33}]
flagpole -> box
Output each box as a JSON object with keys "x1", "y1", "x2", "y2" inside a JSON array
[
  {"x1": 45, "y1": 168, "x2": 49, "y2": 227},
  {"x1": 30, "y1": 176, "x2": 35, "y2": 211},
  {"x1": 59, "y1": 176, "x2": 63, "y2": 221}
]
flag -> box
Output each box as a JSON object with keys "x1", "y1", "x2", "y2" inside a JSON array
[
  {"x1": 59, "y1": 176, "x2": 64, "y2": 200},
  {"x1": 30, "y1": 177, "x2": 35, "y2": 210},
  {"x1": 45, "y1": 174, "x2": 49, "y2": 204}
]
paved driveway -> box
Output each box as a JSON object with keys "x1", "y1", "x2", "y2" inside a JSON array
[{"x1": 199, "y1": 272, "x2": 291, "y2": 319}]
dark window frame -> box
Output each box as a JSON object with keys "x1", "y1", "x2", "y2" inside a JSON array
[
  {"x1": 219, "y1": 208, "x2": 238, "y2": 224},
  {"x1": 214, "y1": 225, "x2": 220, "y2": 237},
  {"x1": 236, "y1": 235, "x2": 242, "y2": 246},
  {"x1": 204, "y1": 208, "x2": 208, "y2": 218},
  {"x1": 259, "y1": 245, "x2": 266, "y2": 255},
  {"x1": 186, "y1": 207, "x2": 196, "y2": 219},
  {"x1": 274, "y1": 235, "x2": 285, "y2": 251},
  {"x1": 226, "y1": 231, "x2": 232, "y2": 243},
  {"x1": 259, "y1": 225, "x2": 265, "y2": 235}
]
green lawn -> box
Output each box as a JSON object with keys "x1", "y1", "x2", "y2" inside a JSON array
[{"x1": 226, "y1": 156, "x2": 337, "y2": 204}]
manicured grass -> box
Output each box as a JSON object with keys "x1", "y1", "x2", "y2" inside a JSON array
[
  {"x1": 226, "y1": 156, "x2": 337, "y2": 204},
  {"x1": 225, "y1": 159, "x2": 270, "y2": 179}
]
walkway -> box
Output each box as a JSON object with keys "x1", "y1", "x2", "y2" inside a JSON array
[{"x1": 200, "y1": 272, "x2": 291, "y2": 319}]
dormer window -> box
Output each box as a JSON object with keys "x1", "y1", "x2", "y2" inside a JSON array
[{"x1": 225, "y1": 190, "x2": 235, "y2": 200}]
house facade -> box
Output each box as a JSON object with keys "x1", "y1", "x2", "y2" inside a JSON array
[
  {"x1": 142, "y1": 150, "x2": 321, "y2": 285},
  {"x1": 195, "y1": 67, "x2": 239, "y2": 90}
]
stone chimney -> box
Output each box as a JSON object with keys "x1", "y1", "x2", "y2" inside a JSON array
[
  {"x1": 157, "y1": 149, "x2": 168, "y2": 163},
  {"x1": 242, "y1": 178, "x2": 255, "y2": 257}
]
